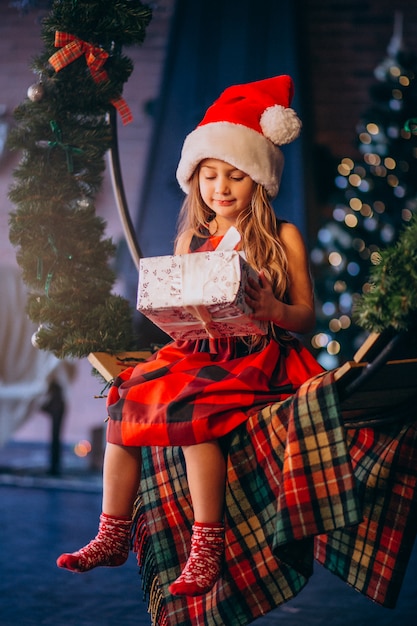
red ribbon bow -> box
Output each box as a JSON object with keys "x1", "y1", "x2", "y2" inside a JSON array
[{"x1": 48, "y1": 32, "x2": 133, "y2": 125}]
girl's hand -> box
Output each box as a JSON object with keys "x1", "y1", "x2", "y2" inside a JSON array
[{"x1": 245, "y1": 269, "x2": 281, "y2": 321}]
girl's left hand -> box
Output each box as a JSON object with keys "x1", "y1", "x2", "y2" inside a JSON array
[{"x1": 245, "y1": 269, "x2": 279, "y2": 321}]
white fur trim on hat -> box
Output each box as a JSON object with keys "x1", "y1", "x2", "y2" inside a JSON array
[{"x1": 176, "y1": 121, "x2": 285, "y2": 198}]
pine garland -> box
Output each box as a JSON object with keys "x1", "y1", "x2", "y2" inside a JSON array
[
  {"x1": 8, "y1": 0, "x2": 152, "y2": 359},
  {"x1": 354, "y1": 214, "x2": 417, "y2": 332}
]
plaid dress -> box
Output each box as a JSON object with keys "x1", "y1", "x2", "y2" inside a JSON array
[{"x1": 106, "y1": 232, "x2": 323, "y2": 447}]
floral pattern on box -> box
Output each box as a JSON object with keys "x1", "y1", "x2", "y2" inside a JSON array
[{"x1": 137, "y1": 250, "x2": 267, "y2": 339}]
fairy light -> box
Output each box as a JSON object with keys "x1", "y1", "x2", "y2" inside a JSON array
[
  {"x1": 360, "y1": 204, "x2": 373, "y2": 217},
  {"x1": 339, "y1": 315, "x2": 351, "y2": 329},
  {"x1": 327, "y1": 340, "x2": 341, "y2": 355},
  {"x1": 364, "y1": 153, "x2": 381, "y2": 166},
  {"x1": 74, "y1": 440, "x2": 92, "y2": 458},
  {"x1": 349, "y1": 173, "x2": 362, "y2": 187},
  {"x1": 328, "y1": 251, "x2": 343, "y2": 267},
  {"x1": 334, "y1": 280, "x2": 346, "y2": 293},
  {"x1": 370, "y1": 251, "x2": 382, "y2": 265},
  {"x1": 373, "y1": 201, "x2": 385, "y2": 213},
  {"x1": 349, "y1": 197, "x2": 362, "y2": 211},
  {"x1": 384, "y1": 157, "x2": 396, "y2": 169},
  {"x1": 366, "y1": 123, "x2": 379, "y2": 135},
  {"x1": 359, "y1": 132, "x2": 371, "y2": 144}
]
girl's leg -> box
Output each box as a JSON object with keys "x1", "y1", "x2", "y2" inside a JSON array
[
  {"x1": 57, "y1": 443, "x2": 142, "y2": 573},
  {"x1": 182, "y1": 441, "x2": 226, "y2": 522},
  {"x1": 102, "y1": 442, "x2": 143, "y2": 516},
  {"x1": 169, "y1": 441, "x2": 226, "y2": 596}
]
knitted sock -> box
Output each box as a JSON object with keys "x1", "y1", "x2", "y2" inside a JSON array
[
  {"x1": 56, "y1": 512, "x2": 132, "y2": 573},
  {"x1": 169, "y1": 522, "x2": 224, "y2": 596}
]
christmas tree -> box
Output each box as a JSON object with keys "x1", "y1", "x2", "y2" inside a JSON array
[
  {"x1": 310, "y1": 15, "x2": 417, "y2": 368},
  {"x1": 7, "y1": 0, "x2": 152, "y2": 359}
]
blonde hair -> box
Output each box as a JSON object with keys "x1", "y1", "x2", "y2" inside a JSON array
[{"x1": 175, "y1": 167, "x2": 289, "y2": 301}]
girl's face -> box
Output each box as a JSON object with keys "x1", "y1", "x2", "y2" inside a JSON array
[{"x1": 198, "y1": 159, "x2": 254, "y2": 230}]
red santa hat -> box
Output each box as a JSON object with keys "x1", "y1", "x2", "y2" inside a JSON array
[{"x1": 176, "y1": 75, "x2": 302, "y2": 198}]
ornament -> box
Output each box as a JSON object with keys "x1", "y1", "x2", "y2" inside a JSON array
[
  {"x1": 31, "y1": 326, "x2": 41, "y2": 349},
  {"x1": 27, "y1": 82, "x2": 45, "y2": 102}
]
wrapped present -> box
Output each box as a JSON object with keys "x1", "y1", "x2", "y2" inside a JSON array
[{"x1": 137, "y1": 249, "x2": 268, "y2": 340}]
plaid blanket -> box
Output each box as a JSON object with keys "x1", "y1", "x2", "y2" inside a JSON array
[{"x1": 132, "y1": 372, "x2": 417, "y2": 625}]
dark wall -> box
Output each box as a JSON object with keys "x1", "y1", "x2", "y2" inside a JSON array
[{"x1": 135, "y1": 0, "x2": 306, "y2": 258}]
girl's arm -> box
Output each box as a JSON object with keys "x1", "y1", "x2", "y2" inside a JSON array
[{"x1": 245, "y1": 222, "x2": 316, "y2": 334}]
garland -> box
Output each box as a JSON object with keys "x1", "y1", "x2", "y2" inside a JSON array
[{"x1": 8, "y1": 0, "x2": 152, "y2": 358}]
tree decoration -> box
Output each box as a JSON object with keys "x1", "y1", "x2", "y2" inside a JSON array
[
  {"x1": 8, "y1": 0, "x2": 152, "y2": 359},
  {"x1": 354, "y1": 214, "x2": 417, "y2": 333},
  {"x1": 310, "y1": 14, "x2": 417, "y2": 367}
]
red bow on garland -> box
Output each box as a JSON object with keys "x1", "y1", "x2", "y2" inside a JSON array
[{"x1": 48, "y1": 31, "x2": 133, "y2": 125}]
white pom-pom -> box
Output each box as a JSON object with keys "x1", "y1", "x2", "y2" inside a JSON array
[{"x1": 260, "y1": 105, "x2": 302, "y2": 145}]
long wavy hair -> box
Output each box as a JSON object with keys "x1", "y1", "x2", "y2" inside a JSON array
[{"x1": 175, "y1": 165, "x2": 291, "y2": 347}]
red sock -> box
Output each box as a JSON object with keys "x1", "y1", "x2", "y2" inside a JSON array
[
  {"x1": 169, "y1": 522, "x2": 224, "y2": 597},
  {"x1": 56, "y1": 513, "x2": 131, "y2": 573}
]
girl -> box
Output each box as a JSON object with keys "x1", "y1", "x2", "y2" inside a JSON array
[{"x1": 57, "y1": 75, "x2": 323, "y2": 597}]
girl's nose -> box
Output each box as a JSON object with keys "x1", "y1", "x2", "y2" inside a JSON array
[{"x1": 215, "y1": 177, "x2": 229, "y2": 194}]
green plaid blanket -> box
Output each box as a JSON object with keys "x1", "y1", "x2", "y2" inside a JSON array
[{"x1": 132, "y1": 372, "x2": 417, "y2": 625}]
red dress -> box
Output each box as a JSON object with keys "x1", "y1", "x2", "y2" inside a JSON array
[{"x1": 106, "y1": 232, "x2": 323, "y2": 447}]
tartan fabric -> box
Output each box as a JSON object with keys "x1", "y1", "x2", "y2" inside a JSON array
[
  {"x1": 315, "y1": 420, "x2": 417, "y2": 607},
  {"x1": 49, "y1": 32, "x2": 109, "y2": 83},
  {"x1": 133, "y1": 372, "x2": 369, "y2": 626},
  {"x1": 49, "y1": 31, "x2": 133, "y2": 125},
  {"x1": 106, "y1": 338, "x2": 322, "y2": 447},
  {"x1": 106, "y1": 229, "x2": 323, "y2": 447}
]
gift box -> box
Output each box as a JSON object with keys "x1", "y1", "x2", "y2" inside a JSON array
[{"x1": 137, "y1": 249, "x2": 268, "y2": 340}]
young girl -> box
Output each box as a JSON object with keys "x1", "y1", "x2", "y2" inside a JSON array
[{"x1": 57, "y1": 75, "x2": 323, "y2": 597}]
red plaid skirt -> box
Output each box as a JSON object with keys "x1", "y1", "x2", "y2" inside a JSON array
[{"x1": 106, "y1": 336, "x2": 323, "y2": 447}]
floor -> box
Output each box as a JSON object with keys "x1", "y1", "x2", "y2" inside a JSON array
[{"x1": 0, "y1": 441, "x2": 416, "y2": 626}]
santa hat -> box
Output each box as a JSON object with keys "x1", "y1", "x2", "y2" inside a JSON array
[{"x1": 176, "y1": 75, "x2": 301, "y2": 198}]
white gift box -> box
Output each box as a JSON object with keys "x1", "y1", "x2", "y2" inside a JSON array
[{"x1": 137, "y1": 248, "x2": 268, "y2": 340}]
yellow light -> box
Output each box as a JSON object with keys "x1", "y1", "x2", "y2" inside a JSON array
[
  {"x1": 360, "y1": 204, "x2": 373, "y2": 217},
  {"x1": 327, "y1": 341, "x2": 341, "y2": 355},
  {"x1": 387, "y1": 174, "x2": 399, "y2": 187},
  {"x1": 74, "y1": 439, "x2": 92, "y2": 458},
  {"x1": 334, "y1": 280, "x2": 346, "y2": 293},
  {"x1": 373, "y1": 165, "x2": 387, "y2": 177},
  {"x1": 339, "y1": 315, "x2": 351, "y2": 329},
  {"x1": 329, "y1": 318, "x2": 342, "y2": 332},
  {"x1": 359, "y1": 132, "x2": 371, "y2": 144},
  {"x1": 384, "y1": 157, "x2": 396, "y2": 170},
  {"x1": 392, "y1": 89, "x2": 402, "y2": 99},
  {"x1": 349, "y1": 198, "x2": 362, "y2": 211},
  {"x1": 364, "y1": 153, "x2": 381, "y2": 165},
  {"x1": 341, "y1": 157, "x2": 354, "y2": 169},
  {"x1": 366, "y1": 123, "x2": 379, "y2": 134},
  {"x1": 338, "y1": 163, "x2": 351, "y2": 176},
  {"x1": 311, "y1": 333, "x2": 330, "y2": 349},
  {"x1": 399, "y1": 76, "x2": 410, "y2": 86},
  {"x1": 370, "y1": 251, "x2": 382, "y2": 265},
  {"x1": 349, "y1": 173, "x2": 362, "y2": 187},
  {"x1": 328, "y1": 252, "x2": 343, "y2": 267},
  {"x1": 345, "y1": 214, "x2": 358, "y2": 228}
]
